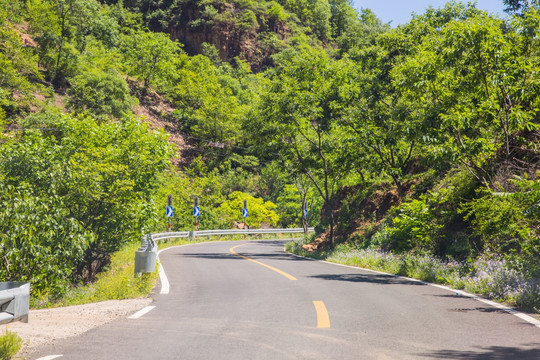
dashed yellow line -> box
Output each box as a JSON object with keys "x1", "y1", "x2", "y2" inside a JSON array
[
  {"x1": 229, "y1": 244, "x2": 331, "y2": 329},
  {"x1": 313, "y1": 301, "x2": 330, "y2": 328},
  {"x1": 229, "y1": 244, "x2": 297, "y2": 281}
]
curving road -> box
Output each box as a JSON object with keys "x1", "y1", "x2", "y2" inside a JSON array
[{"x1": 33, "y1": 240, "x2": 540, "y2": 359}]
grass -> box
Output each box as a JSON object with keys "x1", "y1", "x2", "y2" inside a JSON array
[
  {"x1": 31, "y1": 233, "x2": 299, "y2": 308},
  {"x1": 0, "y1": 329, "x2": 23, "y2": 360},
  {"x1": 286, "y1": 239, "x2": 540, "y2": 313}
]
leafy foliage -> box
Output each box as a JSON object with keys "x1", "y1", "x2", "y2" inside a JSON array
[
  {"x1": 67, "y1": 68, "x2": 135, "y2": 118},
  {"x1": 152, "y1": 158, "x2": 225, "y2": 231},
  {"x1": 252, "y1": 47, "x2": 359, "y2": 246},
  {"x1": 120, "y1": 29, "x2": 182, "y2": 90},
  {"x1": 0, "y1": 113, "x2": 172, "y2": 297},
  {"x1": 217, "y1": 191, "x2": 279, "y2": 228},
  {"x1": 0, "y1": 329, "x2": 23, "y2": 360}
]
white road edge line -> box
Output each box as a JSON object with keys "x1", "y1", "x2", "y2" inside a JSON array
[
  {"x1": 35, "y1": 355, "x2": 63, "y2": 360},
  {"x1": 128, "y1": 306, "x2": 156, "y2": 319},
  {"x1": 156, "y1": 240, "x2": 295, "y2": 295},
  {"x1": 158, "y1": 262, "x2": 169, "y2": 295},
  {"x1": 156, "y1": 242, "x2": 212, "y2": 295},
  {"x1": 157, "y1": 246, "x2": 183, "y2": 295},
  {"x1": 286, "y1": 248, "x2": 540, "y2": 329}
]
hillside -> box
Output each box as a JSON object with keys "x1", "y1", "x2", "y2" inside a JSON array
[{"x1": 119, "y1": 0, "x2": 370, "y2": 71}]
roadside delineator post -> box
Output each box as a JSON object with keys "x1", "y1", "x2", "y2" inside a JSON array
[
  {"x1": 242, "y1": 200, "x2": 248, "y2": 239},
  {"x1": 303, "y1": 200, "x2": 309, "y2": 235},
  {"x1": 166, "y1": 195, "x2": 173, "y2": 232},
  {"x1": 193, "y1": 197, "x2": 200, "y2": 237}
]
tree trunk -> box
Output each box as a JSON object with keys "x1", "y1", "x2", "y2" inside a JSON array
[
  {"x1": 391, "y1": 175, "x2": 405, "y2": 199},
  {"x1": 329, "y1": 206, "x2": 335, "y2": 249}
]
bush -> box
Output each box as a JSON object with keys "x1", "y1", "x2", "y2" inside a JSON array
[
  {"x1": 67, "y1": 69, "x2": 135, "y2": 119},
  {"x1": 217, "y1": 191, "x2": 279, "y2": 228},
  {"x1": 0, "y1": 329, "x2": 23, "y2": 360},
  {"x1": 321, "y1": 246, "x2": 540, "y2": 312},
  {"x1": 0, "y1": 114, "x2": 172, "y2": 297},
  {"x1": 463, "y1": 193, "x2": 531, "y2": 254},
  {"x1": 385, "y1": 197, "x2": 443, "y2": 252}
]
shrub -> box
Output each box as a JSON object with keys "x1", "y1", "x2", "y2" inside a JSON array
[
  {"x1": 0, "y1": 114, "x2": 172, "y2": 297},
  {"x1": 217, "y1": 191, "x2": 279, "y2": 228},
  {"x1": 463, "y1": 193, "x2": 531, "y2": 254},
  {"x1": 324, "y1": 246, "x2": 540, "y2": 311},
  {"x1": 67, "y1": 69, "x2": 135, "y2": 119},
  {"x1": 385, "y1": 197, "x2": 443, "y2": 252},
  {"x1": 0, "y1": 329, "x2": 23, "y2": 360}
]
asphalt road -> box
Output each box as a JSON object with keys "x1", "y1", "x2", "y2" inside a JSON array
[{"x1": 33, "y1": 240, "x2": 540, "y2": 359}]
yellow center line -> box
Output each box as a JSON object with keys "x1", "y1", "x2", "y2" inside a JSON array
[
  {"x1": 313, "y1": 301, "x2": 330, "y2": 328},
  {"x1": 229, "y1": 244, "x2": 297, "y2": 281}
]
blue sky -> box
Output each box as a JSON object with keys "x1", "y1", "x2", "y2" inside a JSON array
[{"x1": 351, "y1": 0, "x2": 507, "y2": 26}]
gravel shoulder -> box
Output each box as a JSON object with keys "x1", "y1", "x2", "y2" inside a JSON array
[{"x1": 0, "y1": 298, "x2": 153, "y2": 358}]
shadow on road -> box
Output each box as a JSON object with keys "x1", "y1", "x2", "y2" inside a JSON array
[
  {"x1": 308, "y1": 273, "x2": 427, "y2": 286},
  {"x1": 446, "y1": 306, "x2": 508, "y2": 314},
  {"x1": 417, "y1": 344, "x2": 540, "y2": 359},
  {"x1": 175, "y1": 251, "x2": 312, "y2": 263}
]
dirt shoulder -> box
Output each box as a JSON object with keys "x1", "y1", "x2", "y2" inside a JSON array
[{"x1": 1, "y1": 298, "x2": 152, "y2": 358}]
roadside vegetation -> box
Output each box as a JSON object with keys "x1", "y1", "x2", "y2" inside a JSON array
[
  {"x1": 2, "y1": 0, "x2": 540, "y2": 316},
  {"x1": 287, "y1": 239, "x2": 540, "y2": 312},
  {"x1": 0, "y1": 329, "x2": 22, "y2": 360},
  {"x1": 0, "y1": 329, "x2": 23, "y2": 360}
]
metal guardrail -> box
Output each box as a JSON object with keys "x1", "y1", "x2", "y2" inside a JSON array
[
  {"x1": 135, "y1": 227, "x2": 314, "y2": 274},
  {"x1": 152, "y1": 231, "x2": 190, "y2": 241},
  {"x1": 0, "y1": 282, "x2": 30, "y2": 325},
  {"x1": 151, "y1": 227, "x2": 314, "y2": 242}
]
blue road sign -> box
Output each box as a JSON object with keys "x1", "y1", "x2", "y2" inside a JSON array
[
  {"x1": 303, "y1": 208, "x2": 308, "y2": 219},
  {"x1": 166, "y1": 205, "x2": 174, "y2": 217},
  {"x1": 193, "y1": 206, "x2": 200, "y2": 217},
  {"x1": 242, "y1": 208, "x2": 249, "y2": 218}
]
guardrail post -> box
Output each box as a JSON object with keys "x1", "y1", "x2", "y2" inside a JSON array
[{"x1": 0, "y1": 282, "x2": 30, "y2": 325}]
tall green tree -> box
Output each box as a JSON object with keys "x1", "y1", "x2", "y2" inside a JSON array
[
  {"x1": 2, "y1": 113, "x2": 173, "y2": 287},
  {"x1": 343, "y1": 30, "x2": 420, "y2": 198},
  {"x1": 27, "y1": 0, "x2": 120, "y2": 83},
  {"x1": 394, "y1": 13, "x2": 540, "y2": 188},
  {"x1": 120, "y1": 28, "x2": 182, "y2": 91},
  {"x1": 252, "y1": 48, "x2": 358, "y2": 247}
]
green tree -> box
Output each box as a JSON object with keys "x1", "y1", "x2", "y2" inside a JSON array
[
  {"x1": 0, "y1": 144, "x2": 93, "y2": 296},
  {"x1": 504, "y1": 0, "x2": 540, "y2": 15},
  {"x1": 27, "y1": 0, "x2": 117, "y2": 83},
  {"x1": 0, "y1": 0, "x2": 43, "y2": 118},
  {"x1": 2, "y1": 113, "x2": 173, "y2": 285},
  {"x1": 217, "y1": 191, "x2": 279, "y2": 228},
  {"x1": 67, "y1": 68, "x2": 135, "y2": 118},
  {"x1": 120, "y1": 28, "x2": 182, "y2": 91},
  {"x1": 168, "y1": 54, "x2": 245, "y2": 142},
  {"x1": 394, "y1": 13, "x2": 540, "y2": 189},
  {"x1": 343, "y1": 33, "x2": 420, "y2": 198},
  {"x1": 252, "y1": 48, "x2": 358, "y2": 247}
]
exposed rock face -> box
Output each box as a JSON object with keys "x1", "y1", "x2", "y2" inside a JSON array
[{"x1": 139, "y1": 0, "x2": 290, "y2": 71}]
